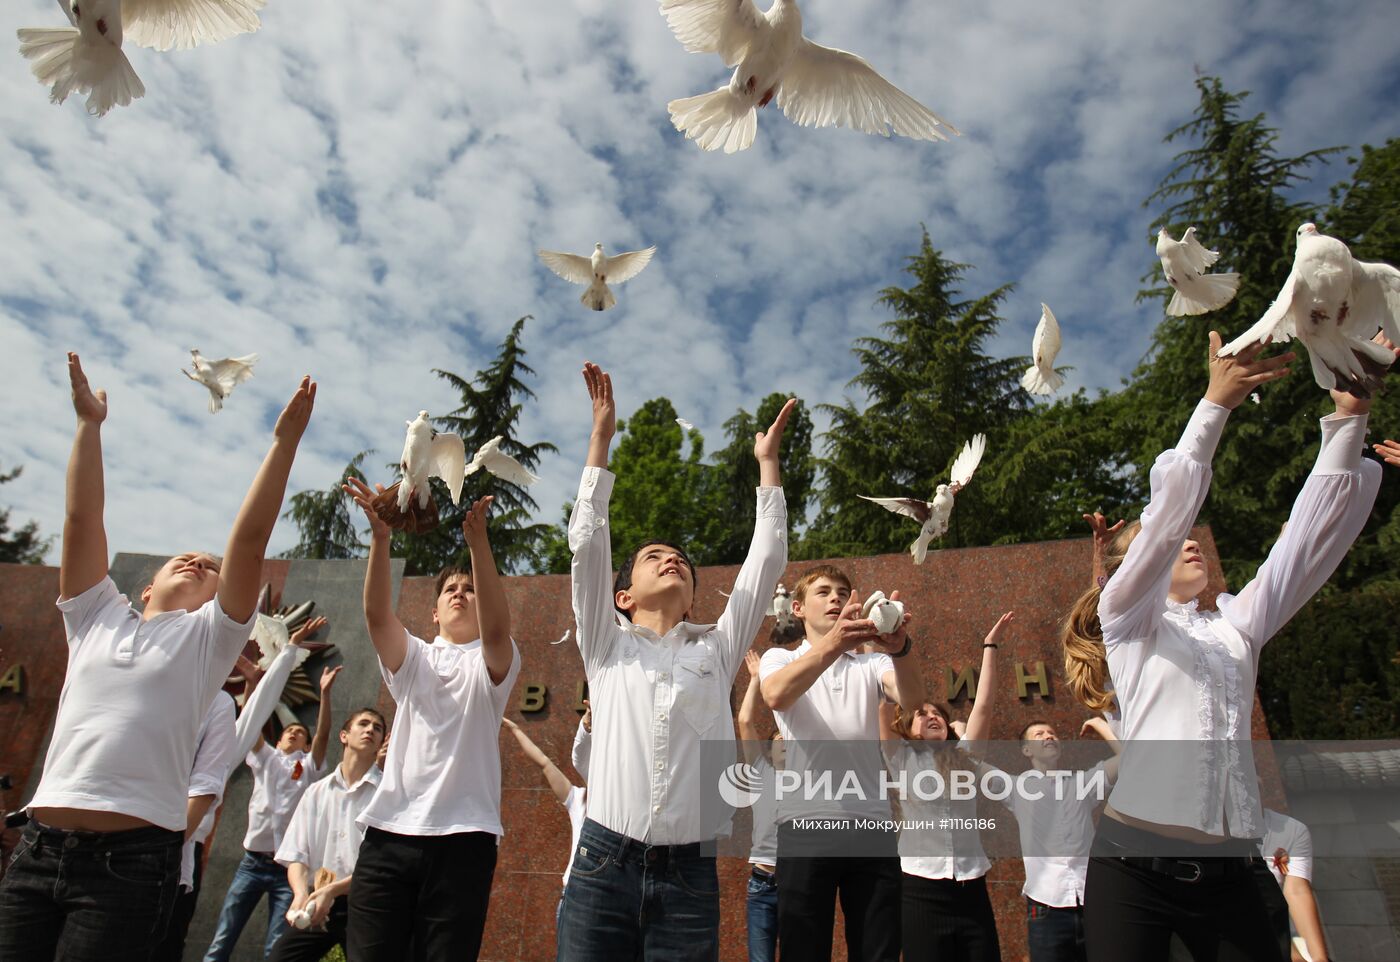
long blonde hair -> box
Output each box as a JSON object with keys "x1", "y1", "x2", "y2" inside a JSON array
[{"x1": 1061, "y1": 521, "x2": 1140, "y2": 712}]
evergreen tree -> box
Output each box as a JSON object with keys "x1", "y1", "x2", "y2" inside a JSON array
[
  {"x1": 392, "y1": 316, "x2": 557, "y2": 575},
  {"x1": 279, "y1": 452, "x2": 370, "y2": 560},
  {"x1": 0, "y1": 462, "x2": 50, "y2": 564}
]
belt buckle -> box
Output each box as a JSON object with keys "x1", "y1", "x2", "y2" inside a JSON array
[{"x1": 1177, "y1": 860, "x2": 1202, "y2": 883}]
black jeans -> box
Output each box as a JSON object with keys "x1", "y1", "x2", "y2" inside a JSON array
[
  {"x1": 151, "y1": 841, "x2": 204, "y2": 962},
  {"x1": 0, "y1": 821, "x2": 182, "y2": 962},
  {"x1": 1026, "y1": 897, "x2": 1086, "y2": 962},
  {"x1": 900, "y1": 873, "x2": 1001, "y2": 962},
  {"x1": 346, "y1": 826, "x2": 499, "y2": 962},
  {"x1": 775, "y1": 820, "x2": 901, "y2": 962},
  {"x1": 267, "y1": 895, "x2": 348, "y2": 962}
]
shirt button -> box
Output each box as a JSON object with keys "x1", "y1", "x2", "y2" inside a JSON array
[
  {"x1": 657, "y1": 713, "x2": 665, "y2": 721},
  {"x1": 594, "y1": 518, "x2": 605, "y2": 528},
  {"x1": 653, "y1": 805, "x2": 661, "y2": 813},
  {"x1": 659, "y1": 673, "x2": 669, "y2": 681},
  {"x1": 656, "y1": 761, "x2": 664, "y2": 770}
]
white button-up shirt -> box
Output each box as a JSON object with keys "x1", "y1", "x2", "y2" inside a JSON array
[
  {"x1": 887, "y1": 740, "x2": 991, "y2": 881},
  {"x1": 569, "y1": 467, "x2": 787, "y2": 845},
  {"x1": 276, "y1": 763, "x2": 382, "y2": 882},
  {"x1": 1008, "y1": 764, "x2": 1107, "y2": 907},
  {"x1": 180, "y1": 691, "x2": 238, "y2": 889},
  {"x1": 1103, "y1": 401, "x2": 1379, "y2": 838},
  {"x1": 243, "y1": 742, "x2": 326, "y2": 852}
]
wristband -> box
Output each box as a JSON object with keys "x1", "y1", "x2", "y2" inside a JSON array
[
  {"x1": 983, "y1": 643, "x2": 998, "y2": 649},
  {"x1": 891, "y1": 635, "x2": 913, "y2": 658}
]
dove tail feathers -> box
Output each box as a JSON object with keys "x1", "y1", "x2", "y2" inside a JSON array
[
  {"x1": 582, "y1": 282, "x2": 617, "y2": 312},
  {"x1": 1020, "y1": 365, "x2": 1065, "y2": 396},
  {"x1": 1166, "y1": 272, "x2": 1240, "y2": 317},
  {"x1": 18, "y1": 26, "x2": 145, "y2": 117},
  {"x1": 1304, "y1": 334, "x2": 1394, "y2": 400},
  {"x1": 668, "y1": 87, "x2": 758, "y2": 154},
  {"x1": 208, "y1": 393, "x2": 222, "y2": 414}
]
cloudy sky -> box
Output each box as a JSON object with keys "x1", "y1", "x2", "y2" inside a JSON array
[{"x1": 2, "y1": 0, "x2": 1398, "y2": 564}]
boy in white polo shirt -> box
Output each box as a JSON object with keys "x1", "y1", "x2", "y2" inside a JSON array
[
  {"x1": 341, "y1": 483, "x2": 521, "y2": 962},
  {"x1": 204, "y1": 664, "x2": 341, "y2": 962},
  {"x1": 0, "y1": 355, "x2": 316, "y2": 962},
  {"x1": 758, "y1": 564, "x2": 924, "y2": 962},
  {"x1": 266, "y1": 708, "x2": 387, "y2": 962}
]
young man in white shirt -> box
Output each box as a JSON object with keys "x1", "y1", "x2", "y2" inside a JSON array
[
  {"x1": 557, "y1": 363, "x2": 794, "y2": 962},
  {"x1": 266, "y1": 708, "x2": 387, "y2": 961},
  {"x1": 737, "y1": 649, "x2": 784, "y2": 962},
  {"x1": 340, "y1": 484, "x2": 521, "y2": 962},
  {"x1": 204, "y1": 665, "x2": 341, "y2": 962},
  {"x1": 1258, "y1": 809, "x2": 1329, "y2": 962},
  {"x1": 0, "y1": 356, "x2": 317, "y2": 961},
  {"x1": 758, "y1": 565, "x2": 923, "y2": 962}
]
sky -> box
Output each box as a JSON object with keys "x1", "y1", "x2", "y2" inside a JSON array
[{"x1": 2, "y1": 0, "x2": 1398, "y2": 564}]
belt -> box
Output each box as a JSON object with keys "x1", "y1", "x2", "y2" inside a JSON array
[
  {"x1": 751, "y1": 865, "x2": 776, "y2": 882},
  {"x1": 246, "y1": 849, "x2": 278, "y2": 860},
  {"x1": 1115, "y1": 854, "x2": 1256, "y2": 883}
]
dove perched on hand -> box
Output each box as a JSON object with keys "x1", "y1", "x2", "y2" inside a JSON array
[
  {"x1": 659, "y1": 0, "x2": 957, "y2": 153},
  {"x1": 538, "y1": 243, "x2": 656, "y2": 311},
  {"x1": 370, "y1": 412, "x2": 466, "y2": 533},
  {"x1": 181, "y1": 349, "x2": 258, "y2": 414},
  {"x1": 17, "y1": 0, "x2": 265, "y2": 116},
  {"x1": 861, "y1": 434, "x2": 987, "y2": 564},
  {"x1": 1219, "y1": 223, "x2": 1400, "y2": 397},
  {"x1": 466, "y1": 436, "x2": 539, "y2": 487},
  {"x1": 1021, "y1": 303, "x2": 1064, "y2": 396},
  {"x1": 1156, "y1": 227, "x2": 1241, "y2": 316}
]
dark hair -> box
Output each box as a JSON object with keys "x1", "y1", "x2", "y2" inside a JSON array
[
  {"x1": 890, "y1": 702, "x2": 959, "y2": 743},
  {"x1": 341, "y1": 707, "x2": 387, "y2": 733},
  {"x1": 613, "y1": 541, "x2": 698, "y2": 615},
  {"x1": 1019, "y1": 719, "x2": 1055, "y2": 742},
  {"x1": 281, "y1": 722, "x2": 310, "y2": 740},
  {"x1": 434, "y1": 565, "x2": 473, "y2": 599}
]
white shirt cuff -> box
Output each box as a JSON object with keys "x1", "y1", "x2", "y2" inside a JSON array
[
  {"x1": 1314, "y1": 412, "x2": 1369, "y2": 474},
  {"x1": 576, "y1": 466, "x2": 615, "y2": 502}
]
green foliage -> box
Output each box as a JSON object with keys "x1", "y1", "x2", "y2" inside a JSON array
[
  {"x1": 279, "y1": 452, "x2": 370, "y2": 560},
  {"x1": 0, "y1": 462, "x2": 50, "y2": 564},
  {"x1": 391, "y1": 316, "x2": 558, "y2": 576}
]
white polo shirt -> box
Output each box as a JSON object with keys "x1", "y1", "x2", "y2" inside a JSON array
[
  {"x1": 759, "y1": 641, "x2": 894, "y2": 822},
  {"x1": 561, "y1": 786, "x2": 588, "y2": 887},
  {"x1": 276, "y1": 762, "x2": 382, "y2": 881},
  {"x1": 181, "y1": 691, "x2": 238, "y2": 889},
  {"x1": 244, "y1": 741, "x2": 327, "y2": 852},
  {"x1": 358, "y1": 631, "x2": 521, "y2": 836},
  {"x1": 27, "y1": 577, "x2": 255, "y2": 831},
  {"x1": 1008, "y1": 763, "x2": 1108, "y2": 907},
  {"x1": 1260, "y1": 808, "x2": 1313, "y2": 887}
]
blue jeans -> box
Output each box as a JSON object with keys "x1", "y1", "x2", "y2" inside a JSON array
[
  {"x1": 203, "y1": 851, "x2": 293, "y2": 961},
  {"x1": 1027, "y1": 897, "x2": 1086, "y2": 962},
  {"x1": 746, "y1": 869, "x2": 778, "y2": 962},
  {"x1": 557, "y1": 818, "x2": 720, "y2": 962}
]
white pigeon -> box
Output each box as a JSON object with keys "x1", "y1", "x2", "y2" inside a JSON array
[
  {"x1": 537, "y1": 243, "x2": 656, "y2": 311},
  {"x1": 768, "y1": 583, "x2": 794, "y2": 630},
  {"x1": 17, "y1": 0, "x2": 264, "y2": 116},
  {"x1": 1155, "y1": 227, "x2": 1241, "y2": 316},
  {"x1": 1021, "y1": 303, "x2": 1064, "y2": 396},
  {"x1": 659, "y1": 0, "x2": 958, "y2": 153},
  {"x1": 466, "y1": 436, "x2": 539, "y2": 487},
  {"x1": 181, "y1": 349, "x2": 257, "y2": 414},
  {"x1": 251, "y1": 614, "x2": 311, "y2": 670},
  {"x1": 396, "y1": 412, "x2": 466, "y2": 513},
  {"x1": 676, "y1": 417, "x2": 696, "y2": 432},
  {"x1": 860, "y1": 433, "x2": 987, "y2": 564},
  {"x1": 1219, "y1": 223, "x2": 1400, "y2": 397},
  {"x1": 861, "y1": 590, "x2": 904, "y2": 636}
]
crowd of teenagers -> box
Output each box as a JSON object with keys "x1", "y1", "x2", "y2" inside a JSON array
[{"x1": 0, "y1": 338, "x2": 1395, "y2": 962}]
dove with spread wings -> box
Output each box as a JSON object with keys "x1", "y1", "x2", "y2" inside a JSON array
[
  {"x1": 467, "y1": 436, "x2": 539, "y2": 487},
  {"x1": 537, "y1": 243, "x2": 656, "y2": 311},
  {"x1": 369, "y1": 412, "x2": 466, "y2": 533},
  {"x1": 861, "y1": 434, "x2": 987, "y2": 564},
  {"x1": 182, "y1": 349, "x2": 257, "y2": 414},
  {"x1": 658, "y1": 0, "x2": 957, "y2": 153},
  {"x1": 1021, "y1": 303, "x2": 1064, "y2": 397},
  {"x1": 1156, "y1": 227, "x2": 1240, "y2": 317}
]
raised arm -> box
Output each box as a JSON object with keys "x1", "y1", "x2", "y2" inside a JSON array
[
  {"x1": 59, "y1": 353, "x2": 109, "y2": 601},
  {"x1": 737, "y1": 650, "x2": 767, "y2": 765},
  {"x1": 219, "y1": 377, "x2": 317, "y2": 624},
  {"x1": 343, "y1": 478, "x2": 409, "y2": 673},
  {"x1": 570, "y1": 364, "x2": 620, "y2": 670},
  {"x1": 463, "y1": 497, "x2": 513, "y2": 684},
  {"x1": 501, "y1": 717, "x2": 573, "y2": 803},
  {"x1": 1101, "y1": 334, "x2": 1291, "y2": 640},
  {"x1": 571, "y1": 701, "x2": 592, "y2": 780},
  {"x1": 309, "y1": 664, "x2": 341, "y2": 769},
  {"x1": 1080, "y1": 716, "x2": 1123, "y2": 781},
  {"x1": 963, "y1": 612, "x2": 1013, "y2": 744},
  {"x1": 1083, "y1": 512, "x2": 1125, "y2": 588}
]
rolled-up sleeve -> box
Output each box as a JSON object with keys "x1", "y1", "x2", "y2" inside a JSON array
[
  {"x1": 716, "y1": 487, "x2": 788, "y2": 675},
  {"x1": 570, "y1": 468, "x2": 619, "y2": 673}
]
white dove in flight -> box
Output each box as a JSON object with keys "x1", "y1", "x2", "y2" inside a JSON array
[
  {"x1": 1155, "y1": 227, "x2": 1240, "y2": 316},
  {"x1": 466, "y1": 436, "x2": 539, "y2": 487},
  {"x1": 368, "y1": 412, "x2": 466, "y2": 533},
  {"x1": 676, "y1": 417, "x2": 696, "y2": 432},
  {"x1": 1021, "y1": 303, "x2": 1064, "y2": 396},
  {"x1": 181, "y1": 349, "x2": 257, "y2": 414},
  {"x1": 1219, "y1": 223, "x2": 1400, "y2": 397},
  {"x1": 861, "y1": 434, "x2": 987, "y2": 564},
  {"x1": 659, "y1": 0, "x2": 958, "y2": 154},
  {"x1": 538, "y1": 243, "x2": 656, "y2": 311},
  {"x1": 17, "y1": 0, "x2": 265, "y2": 116}
]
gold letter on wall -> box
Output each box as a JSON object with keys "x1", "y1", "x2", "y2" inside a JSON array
[
  {"x1": 1016, "y1": 661, "x2": 1050, "y2": 700},
  {"x1": 519, "y1": 684, "x2": 547, "y2": 713}
]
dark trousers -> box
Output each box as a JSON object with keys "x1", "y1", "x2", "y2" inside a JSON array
[
  {"x1": 347, "y1": 826, "x2": 499, "y2": 962},
  {"x1": 557, "y1": 818, "x2": 720, "y2": 962},
  {"x1": 268, "y1": 896, "x2": 348, "y2": 962},
  {"x1": 1027, "y1": 897, "x2": 1086, "y2": 962},
  {"x1": 775, "y1": 856, "x2": 901, "y2": 962},
  {"x1": 1083, "y1": 819, "x2": 1279, "y2": 962},
  {"x1": 151, "y1": 842, "x2": 205, "y2": 962},
  {"x1": 900, "y1": 873, "x2": 1001, "y2": 962},
  {"x1": 0, "y1": 821, "x2": 182, "y2": 962}
]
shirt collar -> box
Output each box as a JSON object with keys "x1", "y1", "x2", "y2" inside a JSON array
[
  {"x1": 612, "y1": 612, "x2": 716, "y2": 641},
  {"x1": 333, "y1": 763, "x2": 383, "y2": 793},
  {"x1": 1164, "y1": 597, "x2": 1201, "y2": 616},
  {"x1": 432, "y1": 634, "x2": 482, "y2": 651}
]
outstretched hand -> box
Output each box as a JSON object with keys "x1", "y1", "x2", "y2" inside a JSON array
[
  {"x1": 290, "y1": 616, "x2": 328, "y2": 646},
  {"x1": 342, "y1": 477, "x2": 391, "y2": 539},
  {"x1": 754, "y1": 398, "x2": 797, "y2": 464},
  {"x1": 583, "y1": 362, "x2": 615, "y2": 440},
  {"x1": 868, "y1": 589, "x2": 913, "y2": 655},
  {"x1": 1205, "y1": 332, "x2": 1292, "y2": 410},
  {"x1": 1373, "y1": 438, "x2": 1400, "y2": 467},
  {"x1": 274, "y1": 376, "x2": 318, "y2": 443},
  {"x1": 68, "y1": 353, "x2": 107, "y2": 424},
  {"x1": 461, "y1": 495, "x2": 494, "y2": 545},
  {"x1": 744, "y1": 648, "x2": 762, "y2": 680},
  {"x1": 1335, "y1": 333, "x2": 1399, "y2": 416},
  {"x1": 982, "y1": 611, "x2": 1015, "y2": 649},
  {"x1": 1083, "y1": 511, "x2": 1125, "y2": 549},
  {"x1": 818, "y1": 591, "x2": 879, "y2": 656}
]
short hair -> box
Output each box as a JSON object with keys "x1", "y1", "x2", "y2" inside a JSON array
[
  {"x1": 341, "y1": 707, "x2": 387, "y2": 733},
  {"x1": 1019, "y1": 719, "x2": 1055, "y2": 742},
  {"x1": 791, "y1": 565, "x2": 853, "y2": 606},
  {"x1": 281, "y1": 722, "x2": 310, "y2": 740},
  {"x1": 613, "y1": 541, "x2": 698, "y2": 614},
  {"x1": 434, "y1": 565, "x2": 473, "y2": 599}
]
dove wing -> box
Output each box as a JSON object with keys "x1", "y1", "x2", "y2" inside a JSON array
[
  {"x1": 1219, "y1": 271, "x2": 1300, "y2": 355},
  {"x1": 252, "y1": 613, "x2": 289, "y2": 666},
  {"x1": 537, "y1": 250, "x2": 594, "y2": 286},
  {"x1": 776, "y1": 40, "x2": 958, "y2": 141},
  {"x1": 1181, "y1": 230, "x2": 1221, "y2": 273},
  {"x1": 1035, "y1": 303, "x2": 1061, "y2": 365},
  {"x1": 657, "y1": 0, "x2": 765, "y2": 66},
  {"x1": 207, "y1": 354, "x2": 258, "y2": 393},
  {"x1": 480, "y1": 447, "x2": 541, "y2": 487},
  {"x1": 948, "y1": 434, "x2": 987, "y2": 488},
  {"x1": 604, "y1": 246, "x2": 657, "y2": 285},
  {"x1": 859, "y1": 495, "x2": 932, "y2": 523},
  {"x1": 1349, "y1": 259, "x2": 1400, "y2": 344},
  {"x1": 122, "y1": 0, "x2": 265, "y2": 51},
  {"x1": 428, "y1": 433, "x2": 467, "y2": 506}
]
